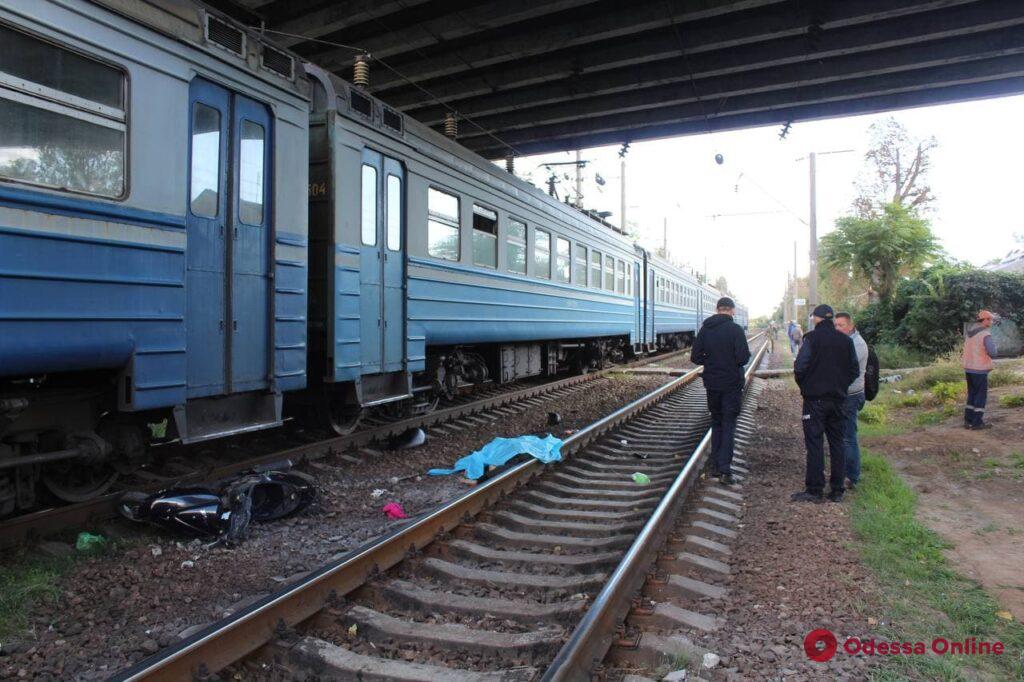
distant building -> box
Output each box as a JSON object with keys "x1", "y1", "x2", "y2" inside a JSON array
[{"x1": 984, "y1": 249, "x2": 1024, "y2": 273}]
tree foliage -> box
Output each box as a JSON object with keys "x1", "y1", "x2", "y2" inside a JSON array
[
  {"x1": 853, "y1": 117, "x2": 938, "y2": 217},
  {"x1": 821, "y1": 202, "x2": 942, "y2": 304},
  {"x1": 857, "y1": 263, "x2": 1024, "y2": 357}
]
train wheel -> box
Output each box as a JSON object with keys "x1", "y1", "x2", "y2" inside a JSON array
[
  {"x1": 42, "y1": 462, "x2": 119, "y2": 503},
  {"x1": 327, "y1": 401, "x2": 363, "y2": 436}
]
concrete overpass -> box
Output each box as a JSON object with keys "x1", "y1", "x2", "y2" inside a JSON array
[{"x1": 214, "y1": 0, "x2": 1024, "y2": 158}]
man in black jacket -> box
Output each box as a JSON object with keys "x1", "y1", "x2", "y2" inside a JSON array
[
  {"x1": 691, "y1": 297, "x2": 751, "y2": 485},
  {"x1": 792, "y1": 304, "x2": 860, "y2": 503}
]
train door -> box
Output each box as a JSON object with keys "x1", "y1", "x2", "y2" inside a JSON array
[
  {"x1": 646, "y1": 265, "x2": 656, "y2": 349},
  {"x1": 358, "y1": 150, "x2": 406, "y2": 377},
  {"x1": 186, "y1": 78, "x2": 272, "y2": 398},
  {"x1": 633, "y1": 261, "x2": 642, "y2": 349}
]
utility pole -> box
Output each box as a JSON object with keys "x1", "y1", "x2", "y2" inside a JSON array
[
  {"x1": 620, "y1": 155, "x2": 627, "y2": 233},
  {"x1": 808, "y1": 151, "x2": 818, "y2": 309},
  {"x1": 575, "y1": 150, "x2": 583, "y2": 208},
  {"x1": 662, "y1": 217, "x2": 668, "y2": 258},
  {"x1": 792, "y1": 240, "x2": 799, "y2": 322}
]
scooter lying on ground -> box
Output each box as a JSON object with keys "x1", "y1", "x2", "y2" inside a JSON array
[{"x1": 117, "y1": 461, "x2": 316, "y2": 543}]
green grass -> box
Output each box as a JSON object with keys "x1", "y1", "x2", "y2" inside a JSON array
[
  {"x1": 859, "y1": 403, "x2": 890, "y2": 426},
  {"x1": 874, "y1": 343, "x2": 934, "y2": 370},
  {"x1": 999, "y1": 393, "x2": 1024, "y2": 408},
  {"x1": 852, "y1": 451, "x2": 1024, "y2": 680},
  {"x1": 0, "y1": 551, "x2": 69, "y2": 641},
  {"x1": 914, "y1": 407, "x2": 955, "y2": 426},
  {"x1": 1010, "y1": 453, "x2": 1024, "y2": 469},
  {"x1": 894, "y1": 394, "x2": 923, "y2": 408},
  {"x1": 989, "y1": 368, "x2": 1024, "y2": 388}
]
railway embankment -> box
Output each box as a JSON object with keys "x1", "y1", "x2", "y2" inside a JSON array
[{"x1": 679, "y1": 349, "x2": 1024, "y2": 680}]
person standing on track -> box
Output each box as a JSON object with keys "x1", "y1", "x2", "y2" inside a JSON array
[
  {"x1": 835, "y1": 312, "x2": 868, "y2": 489},
  {"x1": 791, "y1": 305, "x2": 860, "y2": 503},
  {"x1": 690, "y1": 297, "x2": 751, "y2": 486},
  {"x1": 963, "y1": 310, "x2": 997, "y2": 430}
]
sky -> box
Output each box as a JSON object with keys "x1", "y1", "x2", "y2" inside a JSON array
[{"x1": 513, "y1": 94, "x2": 1024, "y2": 317}]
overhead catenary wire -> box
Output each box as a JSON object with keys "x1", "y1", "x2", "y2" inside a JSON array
[{"x1": 252, "y1": 28, "x2": 522, "y2": 158}]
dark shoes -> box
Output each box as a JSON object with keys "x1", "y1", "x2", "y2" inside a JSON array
[
  {"x1": 826, "y1": 490, "x2": 845, "y2": 503},
  {"x1": 971, "y1": 423, "x2": 992, "y2": 430},
  {"x1": 718, "y1": 473, "x2": 736, "y2": 486},
  {"x1": 790, "y1": 491, "x2": 824, "y2": 503}
]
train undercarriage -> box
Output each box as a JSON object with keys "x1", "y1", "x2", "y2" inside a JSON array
[{"x1": 0, "y1": 334, "x2": 635, "y2": 515}]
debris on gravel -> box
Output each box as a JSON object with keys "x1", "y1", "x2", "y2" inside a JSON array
[{"x1": 0, "y1": 373, "x2": 668, "y2": 681}]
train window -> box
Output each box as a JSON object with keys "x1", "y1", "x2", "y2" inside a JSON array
[
  {"x1": 590, "y1": 251, "x2": 602, "y2": 289},
  {"x1": 472, "y1": 204, "x2": 498, "y2": 268},
  {"x1": 533, "y1": 229, "x2": 551, "y2": 279},
  {"x1": 507, "y1": 218, "x2": 527, "y2": 274},
  {"x1": 387, "y1": 175, "x2": 402, "y2": 251},
  {"x1": 604, "y1": 256, "x2": 615, "y2": 291},
  {"x1": 616, "y1": 260, "x2": 625, "y2": 294},
  {"x1": 573, "y1": 244, "x2": 588, "y2": 286},
  {"x1": 239, "y1": 120, "x2": 265, "y2": 225},
  {"x1": 626, "y1": 263, "x2": 632, "y2": 296},
  {"x1": 555, "y1": 237, "x2": 570, "y2": 282},
  {"x1": 189, "y1": 103, "x2": 220, "y2": 217},
  {"x1": 427, "y1": 187, "x2": 460, "y2": 260},
  {"x1": 361, "y1": 165, "x2": 377, "y2": 246},
  {"x1": 0, "y1": 25, "x2": 126, "y2": 198}
]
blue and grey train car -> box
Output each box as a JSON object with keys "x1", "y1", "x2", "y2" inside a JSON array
[
  {"x1": 642, "y1": 253, "x2": 707, "y2": 350},
  {"x1": 303, "y1": 65, "x2": 643, "y2": 430},
  {"x1": 0, "y1": 0, "x2": 308, "y2": 510}
]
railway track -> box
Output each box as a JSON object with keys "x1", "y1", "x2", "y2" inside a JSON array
[
  {"x1": 112, "y1": 336, "x2": 767, "y2": 681},
  {"x1": 0, "y1": 347, "x2": 693, "y2": 549}
]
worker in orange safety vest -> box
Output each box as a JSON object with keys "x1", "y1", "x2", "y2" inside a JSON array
[{"x1": 962, "y1": 310, "x2": 997, "y2": 429}]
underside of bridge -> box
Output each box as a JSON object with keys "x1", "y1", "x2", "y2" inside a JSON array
[{"x1": 213, "y1": 0, "x2": 1024, "y2": 158}]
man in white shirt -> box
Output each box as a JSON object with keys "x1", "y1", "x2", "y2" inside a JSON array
[{"x1": 835, "y1": 312, "x2": 868, "y2": 488}]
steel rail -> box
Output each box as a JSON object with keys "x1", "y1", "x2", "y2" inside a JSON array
[
  {"x1": 542, "y1": 335, "x2": 769, "y2": 681},
  {"x1": 1, "y1": 350, "x2": 691, "y2": 550},
  {"x1": 112, "y1": 360, "x2": 711, "y2": 681}
]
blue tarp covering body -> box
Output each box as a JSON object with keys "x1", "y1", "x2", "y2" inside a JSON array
[{"x1": 428, "y1": 435, "x2": 564, "y2": 480}]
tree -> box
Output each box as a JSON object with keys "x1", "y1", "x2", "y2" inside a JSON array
[
  {"x1": 821, "y1": 202, "x2": 942, "y2": 304},
  {"x1": 853, "y1": 118, "x2": 938, "y2": 217},
  {"x1": 714, "y1": 275, "x2": 730, "y2": 295}
]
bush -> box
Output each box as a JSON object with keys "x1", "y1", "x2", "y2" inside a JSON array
[
  {"x1": 1000, "y1": 393, "x2": 1024, "y2": 408},
  {"x1": 859, "y1": 403, "x2": 888, "y2": 424},
  {"x1": 930, "y1": 381, "x2": 965, "y2": 405},
  {"x1": 875, "y1": 343, "x2": 932, "y2": 369}
]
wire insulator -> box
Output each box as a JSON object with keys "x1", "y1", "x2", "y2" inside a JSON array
[
  {"x1": 505, "y1": 154, "x2": 515, "y2": 174},
  {"x1": 444, "y1": 112, "x2": 458, "y2": 139},
  {"x1": 353, "y1": 54, "x2": 369, "y2": 88}
]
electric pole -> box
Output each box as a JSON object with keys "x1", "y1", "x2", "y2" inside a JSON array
[
  {"x1": 808, "y1": 151, "x2": 818, "y2": 309},
  {"x1": 620, "y1": 156, "x2": 626, "y2": 232},
  {"x1": 792, "y1": 240, "x2": 798, "y2": 322},
  {"x1": 575, "y1": 150, "x2": 583, "y2": 208}
]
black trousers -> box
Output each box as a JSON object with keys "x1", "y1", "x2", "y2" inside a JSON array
[
  {"x1": 801, "y1": 398, "x2": 846, "y2": 495},
  {"x1": 965, "y1": 372, "x2": 989, "y2": 427},
  {"x1": 707, "y1": 388, "x2": 743, "y2": 475}
]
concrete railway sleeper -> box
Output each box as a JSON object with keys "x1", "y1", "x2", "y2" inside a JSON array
[{"x1": 110, "y1": 335, "x2": 765, "y2": 681}]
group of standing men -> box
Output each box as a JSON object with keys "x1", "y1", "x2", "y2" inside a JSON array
[{"x1": 691, "y1": 299, "x2": 870, "y2": 502}]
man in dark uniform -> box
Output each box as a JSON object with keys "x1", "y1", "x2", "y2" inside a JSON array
[
  {"x1": 791, "y1": 304, "x2": 860, "y2": 503},
  {"x1": 690, "y1": 297, "x2": 751, "y2": 485}
]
